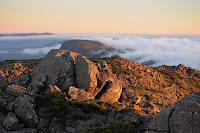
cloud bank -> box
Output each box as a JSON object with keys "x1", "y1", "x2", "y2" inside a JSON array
[
  {"x1": 58, "y1": 33, "x2": 200, "y2": 70},
  {"x1": 20, "y1": 44, "x2": 61, "y2": 55}
]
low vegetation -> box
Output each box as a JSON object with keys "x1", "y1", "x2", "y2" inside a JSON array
[
  {"x1": 33, "y1": 91, "x2": 123, "y2": 120},
  {"x1": 89, "y1": 122, "x2": 139, "y2": 133}
]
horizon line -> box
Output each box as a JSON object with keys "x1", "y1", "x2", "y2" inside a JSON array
[{"x1": 0, "y1": 32, "x2": 200, "y2": 35}]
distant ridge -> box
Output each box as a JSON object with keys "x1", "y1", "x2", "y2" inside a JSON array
[
  {"x1": 0, "y1": 32, "x2": 54, "y2": 37},
  {"x1": 60, "y1": 39, "x2": 115, "y2": 58}
]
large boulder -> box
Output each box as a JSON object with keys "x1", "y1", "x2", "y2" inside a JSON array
[
  {"x1": 147, "y1": 93, "x2": 200, "y2": 133},
  {"x1": 28, "y1": 49, "x2": 79, "y2": 93},
  {"x1": 68, "y1": 86, "x2": 94, "y2": 101},
  {"x1": 96, "y1": 80, "x2": 122, "y2": 103},
  {"x1": 15, "y1": 94, "x2": 39, "y2": 128},
  {"x1": 75, "y1": 55, "x2": 98, "y2": 94},
  {"x1": 94, "y1": 61, "x2": 122, "y2": 103}
]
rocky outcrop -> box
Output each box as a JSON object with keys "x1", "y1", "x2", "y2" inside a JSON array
[
  {"x1": 6, "y1": 84, "x2": 26, "y2": 97},
  {"x1": 147, "y1": 93, "x2": 200, "y2": 133},
  {"x1": 28, "y1": 49, "x2": 79, "y2": 93},
  {"x1": 28, "y1": 49, "x2": 122, "y2": 103},
  {"x1": 68, "y1": 86, "x2": 94, "y2": 101}
]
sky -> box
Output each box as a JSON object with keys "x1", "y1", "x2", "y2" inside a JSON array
[{"x1": 1, "y1": 0, "x2": 200, "y2": 34}]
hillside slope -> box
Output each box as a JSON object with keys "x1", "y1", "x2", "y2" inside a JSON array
[{"x1": 0, "y1": 49, "x2": 200, "y2": 132}]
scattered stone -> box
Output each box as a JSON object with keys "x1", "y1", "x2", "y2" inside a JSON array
[
  {"x1": 0, "y1": 74, "x2": 9, "y2": 90},
  {"x1": 15, "y1": 94, "x2": 39, "y2": 128},
  {"x1": 3, "y1": 112, "x2": 20, "y2": 131},
  {"x1": 6, "y1": 101, "x2": 16, "y2": 112},
  {"x1": 119, "y1": 88, "x2": 141, "y2": 105},
  {"x1": 143, "y1": 102, "x2": 160, "y2": 115},
  {"x1": 68, "y1": 86, "x2": 94, "y2": 101}
]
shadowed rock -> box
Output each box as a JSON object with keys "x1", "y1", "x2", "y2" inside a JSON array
[
  {"x1": 15, "y1": 94, "x2": 39, "y2": 128},
  {"x1": 148, "y1": 93, "x2": 200, "y2": 133}
]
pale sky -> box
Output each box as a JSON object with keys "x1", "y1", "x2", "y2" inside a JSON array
[{"x1": 1, "y1": 0, "x2": 200, "y2": 34}]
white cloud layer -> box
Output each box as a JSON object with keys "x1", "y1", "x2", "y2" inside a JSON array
[{"x1": 0, "y1": 33, "x2": 200, "y2": 70}]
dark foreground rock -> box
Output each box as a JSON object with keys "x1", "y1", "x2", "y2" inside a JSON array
[{"x1": 147, "y1": 93, "x2": 200, "y2": 133}]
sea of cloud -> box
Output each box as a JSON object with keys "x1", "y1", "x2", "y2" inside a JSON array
[{"x1": 0, "y1": 33, "x2": 199, "y2": 70}]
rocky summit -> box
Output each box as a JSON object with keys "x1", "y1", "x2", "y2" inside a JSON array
[{"x1": 0, "y1": 49, "x2": 199, "y2": 132}]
